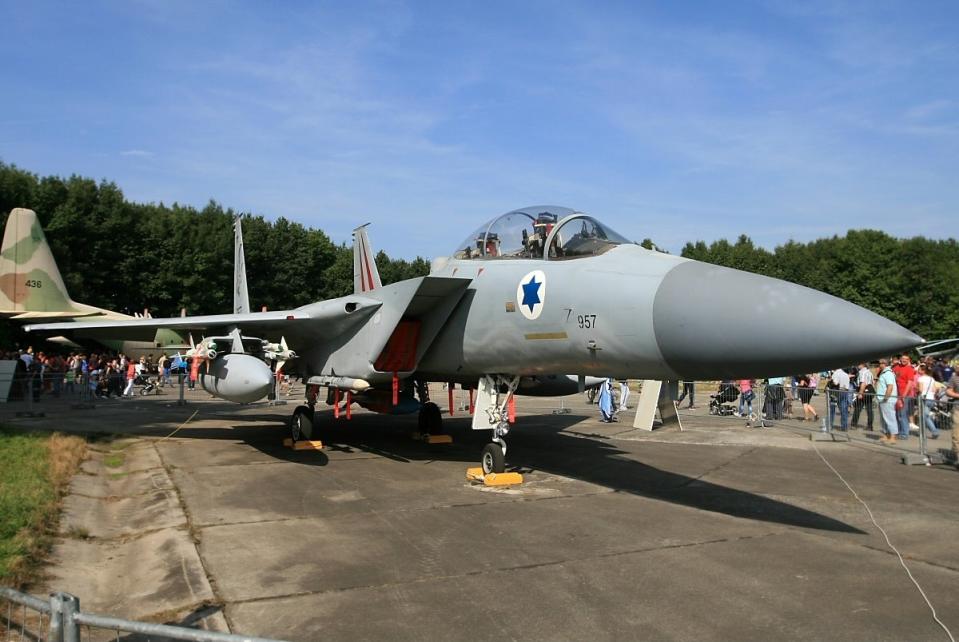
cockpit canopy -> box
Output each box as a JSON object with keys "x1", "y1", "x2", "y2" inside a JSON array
[{"x1": 451, "y1": 206, "x2": 633, "y2": 260}]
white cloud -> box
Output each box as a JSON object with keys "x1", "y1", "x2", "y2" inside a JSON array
[{"x1": 119, "y1": 149, "x2": 154, "y2": 157}]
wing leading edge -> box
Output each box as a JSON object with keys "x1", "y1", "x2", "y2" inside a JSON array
[{"x1": 24, "y1": 295, "x2": 383, "y2": 344}]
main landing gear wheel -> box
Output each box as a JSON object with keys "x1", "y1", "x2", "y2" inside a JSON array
[
  {"x1": 418, "y1": 402, "x2": 443, "y2": 436},
  {"x1": 291, "y1": 405, "x2": 316, "y2": 441},
  {"x1": 481, "y1": 442, "x2": 505, "y2": 475}
]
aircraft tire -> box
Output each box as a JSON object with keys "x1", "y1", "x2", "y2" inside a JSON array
[
  {"x1": 291, "y1": 406, "x2": 316, "y2": 441},
  {"x1": 481, "y1": 442, "x2": 505, "y2": 475},
  {"x1": 419, "y1": 402, "x2": 443, "y2": 435}
]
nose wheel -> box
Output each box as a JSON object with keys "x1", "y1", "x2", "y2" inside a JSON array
[{"x1": 481, "y1": 441, "x2": 505, "y2": 474}]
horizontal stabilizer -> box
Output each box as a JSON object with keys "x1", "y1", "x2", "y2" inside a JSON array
[{"x1": 12, "y1": 310, "x2": 105, "y2": 319}]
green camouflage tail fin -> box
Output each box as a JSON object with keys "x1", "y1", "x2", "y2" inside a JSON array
[{"x1": 0, "y1": 208, "x2": 121, "y2": 319}]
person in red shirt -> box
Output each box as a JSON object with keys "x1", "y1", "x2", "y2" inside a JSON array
[
  {"x1": 891, "y1": 354, "x2": 917, "y2": 439},
  {"x1": 123, "y1": 359, "x2": 136, "y2": 397}
]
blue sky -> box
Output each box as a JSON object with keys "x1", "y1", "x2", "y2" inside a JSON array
[{"x1": 1, "y1": 1, "x2": 956, "y2": 259}]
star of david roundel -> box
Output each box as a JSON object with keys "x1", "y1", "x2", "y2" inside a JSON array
[{"x1": 516, "y1": 270, "x2": 546, "y2": 320}]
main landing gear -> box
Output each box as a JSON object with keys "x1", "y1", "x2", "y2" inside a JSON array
[
  {"x1": 290, "y1": 383, "x2": 320, "y2": 442},
  {"x1": 418, "y1": 401, "x2": 443, "y2": 436}
]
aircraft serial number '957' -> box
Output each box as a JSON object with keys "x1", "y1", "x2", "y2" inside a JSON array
[
  {"x1": 577, "y1": 314, "x2": 597, "y2": 329},
  {"x1": 24, "y1": 280, "x2": 42, "y2": 288}
]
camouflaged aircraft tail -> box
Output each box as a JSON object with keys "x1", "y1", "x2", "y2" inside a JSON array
[{"x1": 0, "y1": 208, "x2": 127, "y2": 319}]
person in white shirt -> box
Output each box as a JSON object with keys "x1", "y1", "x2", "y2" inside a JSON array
[
  {"x1": 852, "y1": 363, "x2": 875, "y2": 430},
  {"x1": 828, "y1": 368, "x2": 851, "y2": 431},
  {"x1": 916, "y1": 363, "x2": 940, "y2": 439}
]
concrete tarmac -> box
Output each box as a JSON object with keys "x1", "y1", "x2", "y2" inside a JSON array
[{"x1": 6, "y1": 387, "x2": 958, "y2": 641}]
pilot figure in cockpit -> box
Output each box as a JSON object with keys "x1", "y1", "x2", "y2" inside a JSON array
[{"x1": 521, "y1": 212, "x2": 558, "y2": 258}]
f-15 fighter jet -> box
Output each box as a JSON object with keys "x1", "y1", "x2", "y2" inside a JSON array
[{"x1": 26, "y1": 206, "x2": 922, "y2": 473}]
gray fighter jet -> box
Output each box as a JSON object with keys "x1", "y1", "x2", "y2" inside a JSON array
[{"x1": 26, "y1": 206, "x2": 922, "y2": 473}]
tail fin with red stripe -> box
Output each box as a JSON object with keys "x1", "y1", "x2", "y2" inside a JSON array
[{"x1": 353, "y1": 223, "x2": 382, "y2": 293}]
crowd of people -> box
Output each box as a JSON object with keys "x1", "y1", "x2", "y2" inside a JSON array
[
  {"x1": 694, "y1": 355, "x2": 956, "y2": 437},
  {"x1": 591, "y1": 354, "x2": 958, "y2": 463},
  {"x1": 3, "y1": 348, "x2": 191, "y2": 401}
]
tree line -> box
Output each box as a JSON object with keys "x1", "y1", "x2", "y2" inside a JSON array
[
  {"x1": 0, "y1": 162, "x2": 429, "y2": 322},
  {"x1": 1, "y1": 161, "x2": 956, "y2": 345}
]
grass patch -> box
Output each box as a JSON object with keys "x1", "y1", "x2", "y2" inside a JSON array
[
  {"x1": 0, "y1": 427, "x2": 86, "y2": 587},
  {"x1": 102, "y1": 452, "x2": 125, "y2": 468}
]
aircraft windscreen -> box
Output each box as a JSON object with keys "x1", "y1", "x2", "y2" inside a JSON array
[
  {"x1": 451, "y1": 206, "x2": 576, "y2": 260},
  {"x1": 546, "y1": 216, "x2": 632, "y2": 259}
]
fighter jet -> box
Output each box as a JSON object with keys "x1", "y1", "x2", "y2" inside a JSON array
[
  {"x1": 26, "y1": 206, "x2": 923, "y2": 473},
  {"x1": 0, "y1": 208, "x2": 186, "y2": 356}
]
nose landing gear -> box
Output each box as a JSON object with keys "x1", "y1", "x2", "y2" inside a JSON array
[
  {"x1": 481, "y1": 441, "x2": 505, "y2": 475},
  {"x1": 472, "y1": 375, "x2": 520, "y2": 477}
]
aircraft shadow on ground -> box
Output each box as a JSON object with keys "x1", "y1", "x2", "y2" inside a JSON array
[
  {"x1": 209, "y1": 408, "x2": 863, "y2": 535},
  {"x1": 32, "y1": 401, "x2": 863, "y2": 534},
  {"x1": 515, "y1": 429, "x2": 864, "y2": 534}
]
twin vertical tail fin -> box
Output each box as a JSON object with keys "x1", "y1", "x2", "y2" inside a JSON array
[
  {"x1": 0, "y1": 208, "x2": 82, "y2": 316},
  {"x1": 353, "y1": 223, "x2": 382, "y2": 294}
]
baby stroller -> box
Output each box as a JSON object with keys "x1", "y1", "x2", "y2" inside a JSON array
[
  {"x1": 709, "y1": 381, "x2": 740, "y2": 416},
  {"x1": 135, "y1": 372, "x2": 159, "y2": 396}
]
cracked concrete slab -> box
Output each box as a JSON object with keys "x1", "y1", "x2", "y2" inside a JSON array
[
  {"x1": 60, "y1": 488, "x2": 186, "y2": 539},
  {"x1": 68, "y1": 466, "x2": 174, "y2": 499},
  {"x1": 227, "y1": 529, "x2": 959, "y2": 641},
  {"x1": 43, "y1": 528, "x2": 215, "y2": 621},
  {"x1": 80, "y1": 442, "x2": 164, "y2": 476},
  {"x1": 197, "y1": 491, "x2": 790, "y2": 603}
]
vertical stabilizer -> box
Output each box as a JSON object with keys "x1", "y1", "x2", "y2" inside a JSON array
[
  {"x1": 234, "y1": 217, "x2": 250, "y2": 314},
  {"x1": 0, "y1": 208, "x2": 77, "y2": 314},
  {"x1": 353, "y1": 223, "x2": 382, "y2": 294}
]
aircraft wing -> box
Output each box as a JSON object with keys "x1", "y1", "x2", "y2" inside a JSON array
[{"x1": 24, "y1": 295, "x2": 383, "y2": 344}]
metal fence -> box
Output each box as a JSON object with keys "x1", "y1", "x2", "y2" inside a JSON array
[
  {"x1": 1, "y1": 587, "x2": 284, "y2": 642},
  {"x1": 0, "y1": 368, "x2": 297, "y2": 421},
  {"x1": 584, "y1": 378, "x2": 955, "y2": 465}
]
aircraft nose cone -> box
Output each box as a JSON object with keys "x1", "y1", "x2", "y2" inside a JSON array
[{"x1": 652, "y1": 261, "x2": 923, "y2": 380}]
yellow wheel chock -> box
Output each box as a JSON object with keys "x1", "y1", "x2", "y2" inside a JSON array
[
  {"x1": 466, "y1": 467, "x2": 524, "y2": 487},
  {"x1": 283, "y1": 437, "x2": 324, "y2": 450}
]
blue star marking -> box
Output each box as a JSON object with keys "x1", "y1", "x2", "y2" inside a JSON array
[{"x1": 521, "y1": 275, "x2": 542, "y2": 313}]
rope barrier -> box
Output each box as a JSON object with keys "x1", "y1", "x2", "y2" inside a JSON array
[{"x1": 812, "y1": 441, "x2": 955, "y2": 642}]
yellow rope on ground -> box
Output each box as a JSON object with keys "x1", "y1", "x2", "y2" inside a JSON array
[
  {"x1": 812, "y1": 442, "x2": 955, "y2": 642},
  {"x1": 157, "y1": 409, "x2": 199, "y2": 442}
]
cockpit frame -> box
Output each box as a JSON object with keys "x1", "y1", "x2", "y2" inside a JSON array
[
  {"x1": 450, "y1": 206, "x2": 632, "y2": 262},
  {"x1": 542, "y1": 213, "x2": 632, "y2": 261}
]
